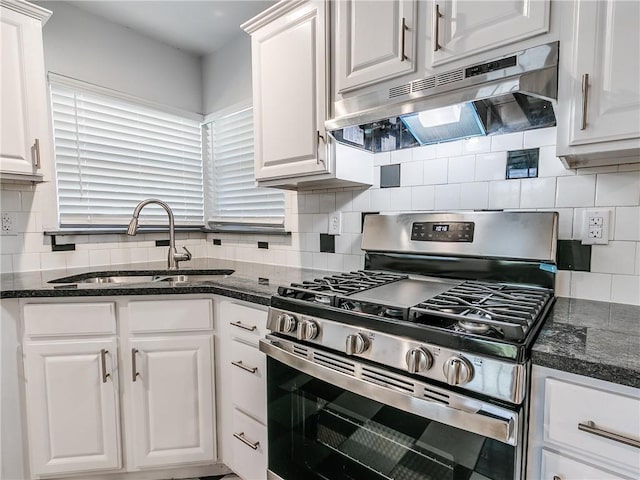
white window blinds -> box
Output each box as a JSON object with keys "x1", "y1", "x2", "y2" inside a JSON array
[
  {"x1": 204, "y1": 107, "x2": 284, "y2": 226},
  {"x1": 50, "y1": 81, "x2": 204, "y2": 226}
]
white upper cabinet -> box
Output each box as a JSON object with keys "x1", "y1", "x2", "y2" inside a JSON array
[
  {"x1": 428, "y1": 0, "x2": 550, "y2": 68},
  {"x1": 244, "y1": 0, "x2": 329, "y2": 181},
  {"x1": 556, "y1": 0, "x2": 640, "y2": 167},
  {"x1": 0, "y1": 0, "x2": 52, "y2": 182},
  {"x1": 335, "y1": 0, "x2": 417, "y2": 93}
]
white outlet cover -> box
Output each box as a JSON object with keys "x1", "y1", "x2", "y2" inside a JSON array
[
  {"x1": 1, "y1": 212, "x2": 17, "y2": 236},
  {"x1": 582, "y1": 209, "x2": 610, "y2": 245},
  {"x1": 328, "y1": 211, "x2": 342, "y2": 235}
]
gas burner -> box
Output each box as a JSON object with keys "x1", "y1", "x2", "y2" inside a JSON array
[
  {"x1": 383, "y1": 307, "x2": 404, "y2": 319},
  {"x1": 314, "y1": 295, "x2": 332, "y2": 305},
  {"x1": 456, "y1": 319, "x2": 493, "y2": 334}
]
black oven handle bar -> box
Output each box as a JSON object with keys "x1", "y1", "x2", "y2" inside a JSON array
[{"x1": 260, "y1": 337, "x2": 519, "y2": 446}]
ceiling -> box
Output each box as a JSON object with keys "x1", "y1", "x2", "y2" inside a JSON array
[{"x1": 68, "y1": 1, "x2": 275, "y2": 56}]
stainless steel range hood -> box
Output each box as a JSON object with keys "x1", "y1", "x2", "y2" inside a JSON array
[{"x1": 326, "y1": 42, "x2": 559, "y2": 153}]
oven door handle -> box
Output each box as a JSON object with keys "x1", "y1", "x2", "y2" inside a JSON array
[{"x1": 260, "y1": 337, "x2": 518, "y2": 446}]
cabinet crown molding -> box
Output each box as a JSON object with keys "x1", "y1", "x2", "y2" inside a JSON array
[
  {"x1": 0, "y1": 0, "x2": 51, "y2": 23},
  {"x1": 241, "y1": 0, "x2": 309, "y2": 34}
]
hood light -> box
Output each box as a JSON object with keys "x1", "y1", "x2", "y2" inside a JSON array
[{"x1": 418, "y1": 104, "x2": 463, "y2": 128}]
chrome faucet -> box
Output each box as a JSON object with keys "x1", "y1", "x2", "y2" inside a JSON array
[{"x1": 127, "y1": 199, "x2": 192, "y2": 270}]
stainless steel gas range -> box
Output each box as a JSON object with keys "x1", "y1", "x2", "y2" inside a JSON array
[{"x1": 261, "y1": 211, "x2": 558, "y2": 480}]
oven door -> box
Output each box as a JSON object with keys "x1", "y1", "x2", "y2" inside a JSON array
[{"x1": 261, "y1": 336, "x2": 524, "y2": 480}]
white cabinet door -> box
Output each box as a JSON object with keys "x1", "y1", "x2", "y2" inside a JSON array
[
  {"x1": 128, "y1": 335, "x2": 215, "y2": 468},
  {"x1": 562, "y1": 0, "x2": 640, "y2": 148},
  {"x1": 335, "y1": 0, "x2": 417, "y2": 93},
  {"x1": 429, "y1": 0, "x2": 550, "y2": 68},
  {"x1": 541, "y1": 449, "x2": 630, "y2": 480},
  {"x1": 250, "y1": 1, "x2": 329, "y2": 181},
  {"x1": 0, "y1": 5, "x2": 50, "y2": 178},
  {"x1": 23, "y1": 339, "x2": 121, "y2": 476}
]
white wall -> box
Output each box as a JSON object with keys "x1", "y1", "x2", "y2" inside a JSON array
[
  {"x1": 205, "y1": 128, "x2": 640, "y2": 306},
  {"x1": 36, "y1": 1, "x2": 202, "y2": 113},
  {"x1": 202, "y1": 33, "x2": 252, "y2": 115}
]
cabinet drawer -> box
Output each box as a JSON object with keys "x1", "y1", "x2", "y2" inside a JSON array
[
  {"x1": 230, "y1": 340, "x2": 266, "y2": 423},
  {"x1": 545, "y1": 378, "x2": 640, "y2": 472},
  {"x1": 541, "y1": 449, "x2": 630, "y2": 480},
  {"x1": 24, "y1": 303, "x2": 116, "y2": 337},
  {"x1": 221, "y1": 301, "x2": 267, "y2": 345},
  {"x1": 129, "y1": 299, "x2": 212, "y2": 332},
  {"x1": 232, "y1": 409, "x2": 267, "y2": 480}
]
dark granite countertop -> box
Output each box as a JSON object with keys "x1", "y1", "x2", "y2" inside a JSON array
[
  {"x1": 2, "y1": 263, "x2": 638, "y2": 388},
  {"x1": 533, "y1": 297, "x2": 640, "y2": 389},
  {"x1": 0, "y1": 259, "x2": 332, "y2": 307}
]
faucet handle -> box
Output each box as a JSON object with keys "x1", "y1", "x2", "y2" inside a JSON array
[{"x1": 182, "y1": 246, "x2": 192, "y2": 260}]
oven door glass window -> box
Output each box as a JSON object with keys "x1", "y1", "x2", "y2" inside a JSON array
[{"x1": 268, "y1": 358, "x2": 517, "y2": 480}]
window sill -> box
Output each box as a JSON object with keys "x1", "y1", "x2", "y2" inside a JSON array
[
  {"x1": 44, "y1": 226, "x2": 205, "y2": 236},
  {"x1": 202, "y1": 227, "x2": 291, "y2": 236}
]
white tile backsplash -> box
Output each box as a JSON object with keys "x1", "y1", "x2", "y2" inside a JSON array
[
  {"x1": 491, "y1": 131, "x2": 523, "y2": 152},
  {"x1": 614, "y1": 206, "x2": 640, "y2": 241},
  {"x1": 571, "y1": 271, "x2": 612, "y2": 302},
  {"x1": 401, "y1": 160, "x2": 424, "y2": 186},
  {"x1": 595, "y1": 172, "x2": 640, "y2": 206},
  {"x1": 520, "y1": 178, "x2": 556, "y2": 209},
  {"x1": 489, "y1": 180, "x2": 521, "y2": 210},
  {"x1": 447, "y1": 155, "x2": 476, "y2": 183},
  {"x1": 555, "y1": 175, "x2": 596, "y2": 207},
  {"x1": 460, "y1": 182, "x2": 489, "y2": 210},
  {"x1": 475, "y1": 152, "x2": 506, "y2": 181},
  {"x1": 434, "y1": 184, "x2": 461, "y2": 210},
  {"x1": 423, "y1": 158, "x2": 448, "y2": 185},
  {"x1": 610, "y1": 275, "x2": 640, "y2": 305},
  {"x1": 2, "y1": 127, "x2": 638, "y2": 306}
]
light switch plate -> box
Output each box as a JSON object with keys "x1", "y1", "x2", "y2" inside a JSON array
[{"x1": 581, "y1": 209, "x2": 610, "y2": 245}]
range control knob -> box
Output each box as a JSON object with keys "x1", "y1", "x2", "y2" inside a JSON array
[
  {"x1": 275, "y1": 313, "x2": 297, "y2": 333},
  {"x1": 345, "y1": 333, "x2": 369, "y2": 355},
  {"x1": 443, "y1": 356, "x2": 474, "y2": 386},
  {"x1": 297, "y1": 319, "x2": 319, "y2": 341},
  {"x1": 405, "y1": 347, "x2": 433, "y2": 374}
]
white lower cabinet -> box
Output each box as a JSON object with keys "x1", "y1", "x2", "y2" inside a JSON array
[
  {"x1": 23, "y1": 338, "x2": 121, "y2": 476},
  {"x1": 218, "y1": 300, "x2": 268, "y2": 480},
  {"x1": 128, "y1": 336, "x2": 215, "y2": 468},
  {"x1": 19, "y1": 297, "x2": 221, "y2": 480},
  {"x1": 527, "y1": 366, "x2": 640, "y2": 480}
]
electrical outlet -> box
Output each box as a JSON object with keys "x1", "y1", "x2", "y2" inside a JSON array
[
  {"x1": 1, "y1": 212, "x2": 17, "y2": 236},
  {"x1": 582, "y1": 209, "x2": 609, "y2": 245},
  {"x1": 328, "y1": 211, "x2": 342, "y2": 235}
]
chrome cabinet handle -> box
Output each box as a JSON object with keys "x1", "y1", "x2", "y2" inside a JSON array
[
  {"x1": 100, "y1": 349, "x2": 110, "y2": 383},
  {"x1": 433, "y1": 4, "x2": 442, "y2": 52},
  {"x1": 578, "y1": 420, "x2": 640, "y2": 449},
  {"x1": 131, "y1": 348, "x2": 140, "y2": 382},
  {"x1": 33, "y1": 139, "x2": 41, "y2": 169},
  {"x1": 401, "y1": 17, "x2": 408, "y2": 61},
  {"x1": 233, "y1": 432, "x2": 259, "y2": 450},
  {"x1": 580, "y1": 73, "x2": 589, "y2": 130},
  {"x1": 231, "y1": 360, "x2": 257, "y2": 374},
  {"x1": 316, "y1": 130, "x2": 326, "y2": 165},
  {"x1": 230, "y1": 321, "x2": 257, "y2": 332}
]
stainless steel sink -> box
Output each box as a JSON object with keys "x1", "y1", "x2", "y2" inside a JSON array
[{"x1": 49, "y1": 270, "x2": 234, "y2": 285}]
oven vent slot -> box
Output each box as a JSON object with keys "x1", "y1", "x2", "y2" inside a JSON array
[
  {"x1": 436, "y1": 69, "x2": 464, "y2": 86},
  {"x1": 313, "y1": 351, "x2": 356, "y2": 375},
  {"x1": 412, "y1": 76, "x2": 436, "y2": 92},
  {"x1": 361, "y1": 367, "x2": 415, "y2": 393},
  {"x1": 423, "y1": 387, "x2": 450, "y2": 405},
  {"x1": 292, "y1": 345, "x2": 309, "y2": 358}
]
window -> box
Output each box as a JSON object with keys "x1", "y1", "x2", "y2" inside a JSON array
[
  {"x1": 50, "y1": 78, "x2": 204, "y2": 227},
  {"x1": 204, "y1": 106, "x2": 284, "y2": 228}
]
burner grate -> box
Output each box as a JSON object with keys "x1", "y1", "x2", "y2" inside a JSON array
[
  {"x1": 287, "y1": 270, "x2": 408, "y2": 296},
  {"x1": 410, "y1": 281, "x2": 553, "y2": 341}
]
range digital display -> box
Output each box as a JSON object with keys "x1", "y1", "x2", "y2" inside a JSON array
[{"x1": 411, "y1": 222, "x2": 475, "y2": 242}]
